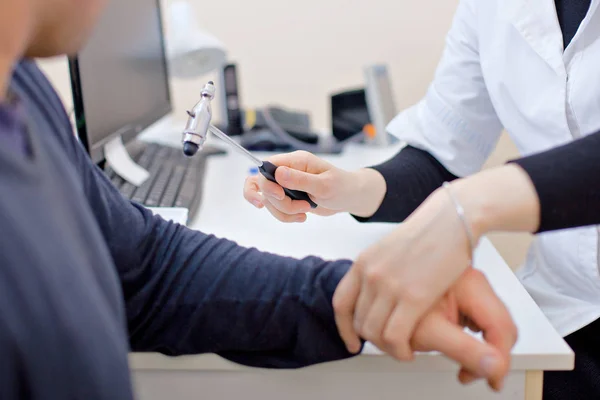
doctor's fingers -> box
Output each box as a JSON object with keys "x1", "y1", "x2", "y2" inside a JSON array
[
  {"x1": 261, "y1": 192, "x2": 314, "y2": 216},
  {"x1": 262, "y1": 197, "x2": 307, "y2": 223},
  {"x1": 411, "y1": 313, "x2": 508, "y2": 392},
  {"x1": 243, "y1": 176, "x2": 266, "y2": 208},
  {"x1": 273, "y1": 166, "x2": 335, "y2": 199},
  {"x1": 245, "y1": 176, "x2": 335, "y2": 218},
  {"x1": 243, "y1": 174, "x2": 309, "y2": 214},
  {"x1": 244, "y1": 175, "x2": 285, "y2": 205},
  {"x1": 268, "y1": 150, "x2": 333, "y2": 174}
]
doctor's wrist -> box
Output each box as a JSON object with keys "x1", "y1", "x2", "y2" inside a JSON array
[
  {"x1": 449, "y1": 165, "x2": 541, "y2": 237},
  {"x1": 344, "y1": 168, "x2": 387, "y2": 218},
  {"x1": 434, "y1": 180, "x2": 488, "y2": 247}
]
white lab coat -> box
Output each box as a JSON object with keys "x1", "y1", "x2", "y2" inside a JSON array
[{"x1": 388, "y1": 0, "x2": 600, "y2": 336}]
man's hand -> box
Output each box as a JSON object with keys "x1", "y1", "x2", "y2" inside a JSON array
[
  {"x1": 243, "y1": 151, "x2": 387, "y2": 222},
  {"x1": 335, "y1": 268, "x2": 517, "y2": 392},
  {"x1": 412, "y1": 268, "x2": 516, "y2": 391}
]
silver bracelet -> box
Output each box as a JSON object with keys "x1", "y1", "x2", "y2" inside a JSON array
[{"x1": 442, "y1": 182, "x2": 477, "y2": 254}]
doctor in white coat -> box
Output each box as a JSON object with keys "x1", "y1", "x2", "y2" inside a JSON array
[
  {"x1": 385, "y1": 0, "x2": 600, "y2": 342},
  {"x1": 244, "y1": 0, "x2": 600, "y2": 397}
]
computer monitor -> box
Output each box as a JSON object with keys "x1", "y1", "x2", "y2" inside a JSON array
[{"x1": 69, "y1": 0, "x2": 172, "y2": 164}]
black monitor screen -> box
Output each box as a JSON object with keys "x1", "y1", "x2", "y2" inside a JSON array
[{"x1": 69, "y1": 0, "x2": 171, "y2": 163}]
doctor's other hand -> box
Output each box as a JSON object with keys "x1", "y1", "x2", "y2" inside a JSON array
[{"x1": 243, "y1": 150, "x2": 387, "y2": 223}]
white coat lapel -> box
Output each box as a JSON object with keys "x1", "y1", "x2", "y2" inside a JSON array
[{"x1": 504, "y1": 0, "x2": 565, "y2": 74}]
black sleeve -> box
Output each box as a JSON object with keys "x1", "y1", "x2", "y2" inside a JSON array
[
  {"x1": 357, "y1": 134, "x2": 600, "y2": 233},
  {"x1": 353, "y1": 145, "x2": 459, "y2": 223},
  {"x1": 510, "y1": 132, "x2": 600, "y2": 233},
  {"x1": 52, "y1": 106, "x2": 356, "y2": 369}
]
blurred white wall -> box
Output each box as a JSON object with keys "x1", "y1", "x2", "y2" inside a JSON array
[
  {"x1": 166, "y1": 0, "x2": 458, "y2": 130},
  {"x1": 39, "y1": 0, "x2": 459, "y2": 130}
]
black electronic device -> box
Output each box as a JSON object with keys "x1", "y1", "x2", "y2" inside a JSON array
[
  {"x1": 69, "y1": 0, "x2": 218, "y2": 223},
  {"x1": 218, "y1": 63, "x2": 331, "y2": 152},
  {"x1": 220, "y1": 63, "x2": 244, "y2": 136},
  {"x1": 241, "y1": 106, "x2": 320, "y2": 151},
  {"x1": 330, "y1": 88, "x2": 370, "y2": 142}
]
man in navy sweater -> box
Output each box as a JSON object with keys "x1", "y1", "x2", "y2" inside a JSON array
[{"x1": 0, "y1": 1, "x2": 516, "y2": 398}]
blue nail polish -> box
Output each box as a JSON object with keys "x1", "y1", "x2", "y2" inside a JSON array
[{"x1": 249, "y1": 166, "x2": 259, "y2": 175}]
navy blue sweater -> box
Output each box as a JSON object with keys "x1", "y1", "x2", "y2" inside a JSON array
[{"x1": 0, "y1": 60, "x2": 354, "y2": 399}]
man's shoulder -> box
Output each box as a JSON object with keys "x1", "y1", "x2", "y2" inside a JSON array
[{"x1": 10, "y1": 59, "x2": 79, "y2": 157}]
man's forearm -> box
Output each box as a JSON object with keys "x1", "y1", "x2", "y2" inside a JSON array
[
  {"x1": 126, "y1": 217, "x2": 357, "y2": 368},
  {"x1": 68, "y1": 101, "x2": 358, "y2": 369}
]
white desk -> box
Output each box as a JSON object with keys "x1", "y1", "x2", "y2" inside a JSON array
[{"x1": 130, "y1": 132, "x2": 573, "y2": 400}]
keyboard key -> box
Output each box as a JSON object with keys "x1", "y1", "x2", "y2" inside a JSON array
[
  {"x1": 111, "y1": 176, "x2": 124, "y2": 189},
  {"x1": 159, "y1": 165, "x2": 186, "y2": 207},
  {"x1": 105, "y1": 166, "x2": 116, "y2": 178},
  {"x1": 174, "y1": 170, "x2": 200, "y2": 208},
  {"x1": 131, "y1": 163, "x2": 161, "y2": 203},
  {"x1": 145, "y1": 164, "x2": 173, "y2": 206},
  {"x1": 120, "y1": 182, "x2": 137, "y2": 199},
  {"x1": 136, "y1": 143, "x2": 159, "y2": 168},
  {"x1": 154, "y1": 145, "x2": 172, "y2": 162},
  {"x1": 104, "y1": 164, "x2": 124, "y2": 188}
]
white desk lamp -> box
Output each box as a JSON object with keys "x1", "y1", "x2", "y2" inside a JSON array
[{"x1": 165, "y1": 1, "x2": 227, "y2": 79}]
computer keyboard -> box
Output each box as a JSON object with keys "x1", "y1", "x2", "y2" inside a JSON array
[{"x1": 104, "y1": 140, "x2": 223, "y2": 223}]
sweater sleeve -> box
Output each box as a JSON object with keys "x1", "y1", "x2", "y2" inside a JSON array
[
  {"x1": 353, "y1": 145, "x2": 459, "y2": 223},
  {"x1": 20, "y1": 58, "x2": 357, "y2": 370},
  {"x1": 510, "y1": 131, "x2": 600, "y2": 233},
  {"x1": 64, "y1": 127, "x2": 356, "y2": 369}
]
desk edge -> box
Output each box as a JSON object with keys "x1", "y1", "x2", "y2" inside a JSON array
[{"x1": 129, "y1": 351, "x2": 574, "y2": 373}]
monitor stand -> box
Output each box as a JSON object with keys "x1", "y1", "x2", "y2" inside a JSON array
[{"x1": 104, "y1": 135, "x2": 150, "y2": 186}]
